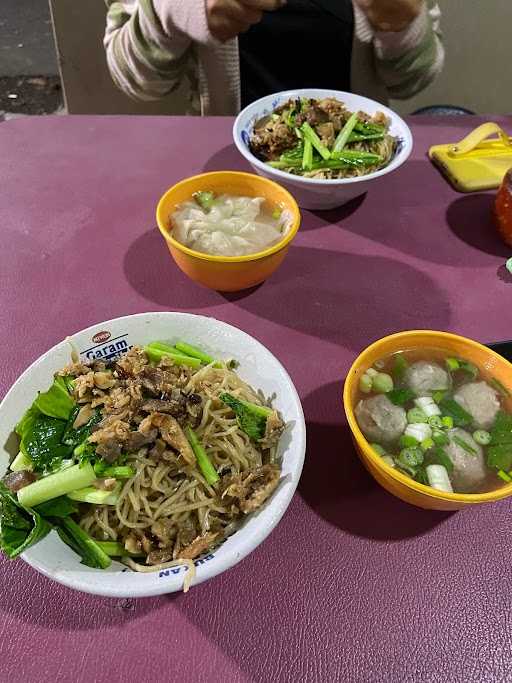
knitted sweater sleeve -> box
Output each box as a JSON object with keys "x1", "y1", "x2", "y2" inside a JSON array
[
  {"x1": 104, "y1": 0, "x2": 212, "y2": 101},
  {"x1": 355, "y1": 1, "x2": 445, "y2": 100}
]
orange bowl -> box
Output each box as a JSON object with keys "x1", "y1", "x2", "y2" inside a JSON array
[
  {"x1": 343, "y1": 330, "x2": 512, "y2": 510},
  {"x1": 156, "y1": 171, "x2": 301, "y2": 291}
]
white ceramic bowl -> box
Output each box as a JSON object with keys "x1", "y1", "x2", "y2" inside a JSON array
[
  {"x1": 233, "y1": 88, "x2": 413, "y2": 210},
  {"x1": 0, "y1": 312, "x2": 306, "y2": 597}
]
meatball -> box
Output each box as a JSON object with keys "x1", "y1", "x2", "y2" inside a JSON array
[
  {"x1": 404, "y1": 361, "x2": 451, "y2": 397},
  {"x1": 453, "y1": 381, "x2": 500, "y2": 430},
  {"x1": 355, "y1": 394, "x2": 407, "y2": 444},
  {"x1": 445, "y1": 428, "x2": 486, "y2": 493}
]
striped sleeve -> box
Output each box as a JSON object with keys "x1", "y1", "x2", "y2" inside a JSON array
[
  {"x1": 104, "y1": 0, "x2": 209, "y2": 102},
  {"x1": 357, "y1": 1, "x2": 445, "y2": 100}
]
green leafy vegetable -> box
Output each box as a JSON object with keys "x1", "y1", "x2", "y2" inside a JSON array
[
  {"x1": 438, "y1": 397, "x2": 473, "y2": 427},
  {"x1": 34, "y1": 376, "x2": 75, "y2": 420},
  {"x1": 220, "y1": 393, "x2": 273, "y2": 441},
  {"x1": 22, "y1": 415, "x2": 73, "y2": 474},
  {"x1": 174, "y1": 341, "x2": 221, "y2": 368},
  {"x1": 61, "y1": 407, "x2": 102, "y2": 448},
  {"x1": 487, "y1": 412, "x2": 512, "y2": 471},
  {"x1": 428, "y1": 447, "x2": 454, "y2": 473},
  {"x1": 392, "y1": 354, "x2": 409, "y2": 381},
  {"x1": 0, "y1": 482, "x2": 51, "y2": 559},
  {"x1": 54, "y1": 517, "x2": 111, "y2": 569},
  {"x1": 387, "y1": 389, "x2": 415, "y2": 406},
  {"x1": 193, "y1": 190, "x2": 215, "y2": 212},
  {"x1": 34, "y1": 496, "x2": 78, "y2": 518}
]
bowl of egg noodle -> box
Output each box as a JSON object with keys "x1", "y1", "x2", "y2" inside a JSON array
[{"x1": 0, "y1": 312, "x2": 306, "y2": 597}]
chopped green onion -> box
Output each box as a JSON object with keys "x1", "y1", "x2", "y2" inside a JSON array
[
  {"x1": 405, "y1": 422, "x2": 432, "y2": 443},
  {"x1": 426, "y1": 464, "x2": 453, "y2": 493},
  {"x1": 398, "y1": 447, "x2": 424, "y2": 468},
  {"x1": 441, "y1": 416, "x2": 454, "y2": 429},
  {"x1": 407, "y1": 407, "x2": 428, "y2": 424},
  {"x1": 506, "y1": 258, "x2": 512, "y2": 275},
  {"x1": 421, "y1": 437, "x2": 435, "y2": 451},
  {"x1": 458, "y1": 360, "x2": 478, "y2": 380},
  {"x1": 432, "y1": 430, "x2": 449, "y2": 446},
  {"x1": 498, "y1": 469, "x2": 511, "y2": 482},
  {"x1": 432, "y1": 390, "x2": 447, "y2": 404},
  {"x1": 366, "y1": 368, "x2": 378, "y2": 378},
  {"x1": 359, "y1": 373, "x2": 373, "y2": 393},
  {"x1": 272, "y1": 208, "x2": 282, "y2": 220},
  {"x1": 452, "y1": 435, "x2": 478, "y2": 455},
  {"x1": 400, "y1": 434, "x2": 419, "y2": 448},
  {"x1": 473, "y1": 429, "x2": 491, "y2": 446},
  {"x1": 445, "y1": 358, "x2": 460, "y2": 372},
  {"x1": 193, "y1": 191, "x2": 215, "y2": 212},
  {"x1": 372, "y1": 373, "x2": 393, "y2": 394},
  {"x1": 428, "y1": 415, "x2": 444, "y2": 429},
  {"x1": 370, "y1": 443, "x2": 386, "y2": 456}
]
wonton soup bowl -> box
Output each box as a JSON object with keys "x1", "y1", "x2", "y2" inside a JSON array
[
  {"x1": 233, "y1": 88, "x2": 413, "y2": 210},
  {"x1": 156, "y1": 171, "x2": 301, "y2": 292},
  {"x1": 343, "y1": 330, "x2": 512, "y2": 511},
  {"x1": 0, "y1": 312, "x2": 306, "y2": 597}
]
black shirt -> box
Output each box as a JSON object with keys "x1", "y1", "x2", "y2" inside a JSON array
[{"x1": 239, "y1": 0, "x2": 354, "y2": 108}]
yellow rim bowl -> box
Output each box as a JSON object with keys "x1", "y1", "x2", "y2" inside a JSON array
[
  {"x1": 343, "y1": 330, "x2": 512, "y2": 510},
  {"x1": 156, "y1": 171, "x2": 301, "y2": 292}
]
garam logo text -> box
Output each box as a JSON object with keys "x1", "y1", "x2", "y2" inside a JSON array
[
  {"x1": 81, "y1": 333, "x2": 131, "y2": 362},
  {"x1": 92, "y1": 330, "x2": 111, "y2": 344}
]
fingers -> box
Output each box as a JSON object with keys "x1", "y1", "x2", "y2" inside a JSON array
[{"x1": 241, "y1": 0, "x2": 286, "y2": 11}]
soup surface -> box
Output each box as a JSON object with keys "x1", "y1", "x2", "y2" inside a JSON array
[{"x1": 354, "y1": 347, "x2": 512, "y2": 494}]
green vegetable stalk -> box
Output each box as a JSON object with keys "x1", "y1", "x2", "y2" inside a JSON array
[
  {"x1": 144, "y1": 343, "x2": 201, "y2": 368},
  {"x1": 18, "y1": 462, "x2": 96, "y2": 508},
  {"x1": 300, "y1": 122, "x2": 331, "y2": 160},
  {"x1": 185, "y1": 427, "x2": 219, "y2": 486}
]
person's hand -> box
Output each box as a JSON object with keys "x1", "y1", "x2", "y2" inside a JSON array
[
  {"x1": 354, "y1": 0, "x2": 423, "y2": 32},
  {"x1": 206, "y1": 0, "x2": 285, "y2": 42}
]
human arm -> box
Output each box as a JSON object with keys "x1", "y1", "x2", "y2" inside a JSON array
[{"x1": 354, "y1": 0, "x2": 444, "y2": 99}]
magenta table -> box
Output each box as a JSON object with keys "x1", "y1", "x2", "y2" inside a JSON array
[{"x1": 1, "y1": 115, "x2": 512, "y2": 683}]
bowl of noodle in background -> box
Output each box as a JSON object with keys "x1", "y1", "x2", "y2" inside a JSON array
[
  {"x1": 0, "y1": 312, "x2": 306, "y2": 597},
  {"x1": 233, "y1": 88, "x2": 413, "y2": 210}
]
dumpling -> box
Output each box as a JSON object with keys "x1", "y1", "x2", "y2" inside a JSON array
[
  {"x1": 355, "y1": 395, "x2": 407, "y2": 444},
  {"x1": 404, "y1": 361, "x2": 451, "y2": 397},
  {"x1": 453, "y1": 381, "x2": 500, "y2": 430},
  {"x1": 445, "y1": 428, "x2": 486, "y2": 493}
]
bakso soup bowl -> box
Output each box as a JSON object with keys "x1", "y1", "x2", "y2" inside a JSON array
[
  {"x1": 156, "y1": 171, "x2": 301, "y2": 292},
  {"x1": 233, "y1": 88, "x2": 413, "y2": 210},
  {"x1": 0, "y1": 312, "x2": 306, "y2": 597},
  {"x1": 344, "y1": 330, "x2": 512, "y2": 511}
]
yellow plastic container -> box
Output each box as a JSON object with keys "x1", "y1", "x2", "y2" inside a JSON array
[
  {"x1": 429, "y1": 122, "x2": 512, "y2": 192},
  {"x1": 156, "y1": 171, "x2": 301, "y2": 292},
  {"x1": 343, "y1": 330, "x2": 512, "y2": 510}
]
